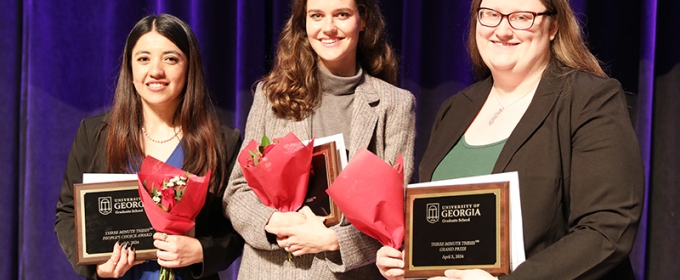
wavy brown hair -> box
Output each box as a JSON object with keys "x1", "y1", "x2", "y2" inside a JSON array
[
  {"x1": 467, "y1": 0, "x2": 606, "y2": 79},
  {"x1": 106, "y1": 14, "x2": 227, "y2": 195},
  {"x1": 261, "y1": 0, "x2": 399, "y2": 121}
]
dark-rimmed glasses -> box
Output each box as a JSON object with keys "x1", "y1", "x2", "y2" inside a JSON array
[{"x1": 478, "y1": 7, "x2": 556, "y2": 30}]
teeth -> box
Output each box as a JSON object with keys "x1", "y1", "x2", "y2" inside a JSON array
[
  {"x1": 148, "y1": 83, "x2": 165, "y2": 89},
  {"x1": 322, "y1": 38, "x2": 338, "y2": 44},
  {"x1": 494, "y1": 41, "x2": 516, "y2": 46}
]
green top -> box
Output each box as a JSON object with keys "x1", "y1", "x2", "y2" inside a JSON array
[{"x1": 431, "y1": 135, "x2": 507, "y2": 181}]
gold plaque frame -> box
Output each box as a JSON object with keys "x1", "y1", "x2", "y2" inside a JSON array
[
  {"x1": 404, "y1": 182, "x2": 510, "y2": 277},
  {"x1": 305, "y1": 141, "x2": 343, "y2": 226},
  {"x1": 74, "y1": 180, "x2": 157, "y2": 265}
]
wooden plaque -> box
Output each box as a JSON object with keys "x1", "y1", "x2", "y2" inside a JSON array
[
  {"x1": 404, "y1": 182, "x2": 510, "y2": 278},
  {"x1": 73, "y1": 180, "x2": 157, "y2": 265},
  {"x1": 304, "y1": 141, "x2": 343, "y2": 226}
]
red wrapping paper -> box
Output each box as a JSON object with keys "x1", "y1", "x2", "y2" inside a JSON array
[
  {"x1": 238, "y1": 132, "x2": 314, "y2": 212},
  {"x1": 326, "y1": 148, "x2": 405, "y2": 249},
  {"x1": 137, "y1": 156, "x2": 211, "y2": 235}
]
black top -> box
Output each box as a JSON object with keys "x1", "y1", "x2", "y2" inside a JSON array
[{"x1": 55, "y1": 113, "x2": 244, "y2": 280}]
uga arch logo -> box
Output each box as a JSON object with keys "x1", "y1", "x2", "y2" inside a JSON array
[
  {"x1": 426, "y1": 203, "x2": 439, "y2": 224},
  {"x1": 99, "y1": 197, "x2": 112, "y2": 215}
]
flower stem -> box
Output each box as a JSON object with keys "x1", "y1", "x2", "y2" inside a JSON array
[
  {"x1": 159, "y1": 266, "x2": 174, "y2": 280},
  {"x1": 286, "y1": 251, "x2": 293, "y2": 261}
]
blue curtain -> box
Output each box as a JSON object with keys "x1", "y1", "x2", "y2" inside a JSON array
[{"x1": 1, "y1": 0, "x2": 675, "y2": 279}]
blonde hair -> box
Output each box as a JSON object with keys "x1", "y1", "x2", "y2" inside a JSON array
[{"x1": 467, "y1": 0, "x2": 606, "y2": 79}]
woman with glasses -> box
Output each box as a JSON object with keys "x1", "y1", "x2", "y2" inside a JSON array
[{"x1": 376, "y1": 0, "x2": 643, "y2": 279}]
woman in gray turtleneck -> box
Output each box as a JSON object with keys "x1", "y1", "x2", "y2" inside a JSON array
[{"x1": 222, "y1": 0, "x2": 415, "y2": 279}]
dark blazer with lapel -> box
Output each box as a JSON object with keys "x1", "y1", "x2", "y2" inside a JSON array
[
  {"x1": 224, "y1": 73, "x2": 416, "y2": 279},
  {"x1": 55, "y1": 113, "x2": 244, "y2": 280},
  {"x1": 420, "y1": 68, "x2": 644, "y2": 279}
]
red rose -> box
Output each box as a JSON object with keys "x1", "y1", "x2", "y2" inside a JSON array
[
  {"x1": 262, "y1": 144, "x2": 276, "y2": 156},
  {"x1": 161, "y1": 187, "x2": 177, "y2": 211}
]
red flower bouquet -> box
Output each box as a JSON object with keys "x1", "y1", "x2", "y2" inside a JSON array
[
  {"x1": 326, "y1": 148, "x2": 405, "y2": 249},
  {"x1": 137, "y1": 156, "x2": 211, "y2": 280},
  {"x1": 238, "y1": 132, "x2": 314, "y2": 212},
  {"x1": 238, "y1": 132, "x2": 314, "y2": 259}
]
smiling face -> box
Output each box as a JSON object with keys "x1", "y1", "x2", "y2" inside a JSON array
[
  {"x1": 306, "y1": 0, "x2": 364, "y2": 76},
  {"x1": 476, "y1": 0, "x2": 557, "y2": 77},
  {"x1": 131, "y1": 31, "x2": 187, "y2": 111}
]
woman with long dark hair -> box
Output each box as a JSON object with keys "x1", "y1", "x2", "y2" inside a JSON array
[{"x1": 56, "y1": 14, "x2": 243, "y2": 279}]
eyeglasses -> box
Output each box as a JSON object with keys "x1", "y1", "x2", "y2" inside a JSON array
[{"x1": 477, "y1": 7, "x2": 556, "y2": 30}]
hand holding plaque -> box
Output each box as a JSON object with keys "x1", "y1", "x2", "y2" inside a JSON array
[
  {"x1": 73, "y1": 179, "x2": 156, "y2": 265},
  {"x1": 326, "y1": 148, "x2": 405, "y2": 249},
  {"x1": 403, "y1": 172, "x2": 525, "y2": 278}
]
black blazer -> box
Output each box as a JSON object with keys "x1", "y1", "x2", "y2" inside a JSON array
[
  {"x1": 55, "y1": 113, "x2": 244, "y2": 280},
  {"x1": 420, "y1": 68, "x2": 644, "y2": 279}
]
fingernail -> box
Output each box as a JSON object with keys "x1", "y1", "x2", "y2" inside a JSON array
[
  {"x1": 123, "y1": 242, "x2": 130, "y2": 249},
  {"x1": 131, "y1": 245, "x2": 136, "y2": 251}
]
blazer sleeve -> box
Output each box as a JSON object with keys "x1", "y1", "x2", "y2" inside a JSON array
[
  {"x1": 383, "y1": 88, "x2": 416, "y2": 183},
  {"x1": 54, "y1": 118, "x2": 99, "y2": 279},
  {"x1": 190, "y1": 126, "x2": 245, "y2": 278},
  {"x1": 501, "y1": 77, "x2": 644, "y2": 279},
  {"x1": 324, "y1": 87, "x2": 417, "y2": 272},
  {"x1": 222, "y1": 86, "x2": 280, "y2": 250}
]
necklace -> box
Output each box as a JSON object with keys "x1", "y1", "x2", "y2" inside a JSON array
[
  {"x1": 488, "y1": 88, "x2": 535, "y2": 125},
  {"x1": 142, "y1": 127, "x2": 181, "y2": 144}
]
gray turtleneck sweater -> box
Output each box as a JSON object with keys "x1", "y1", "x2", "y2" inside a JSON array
[{"x1": 311, "y1": 66, "x2": 363, "y2": 147}]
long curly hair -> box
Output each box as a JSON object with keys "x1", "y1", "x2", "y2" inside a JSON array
[
  {"x1": 106, "y1": 14, "x2": 227, "y2": 195},
  {"x1": 260, "y1": 0, "x2": 398, "y2": 121},
  {"x1": 467, "y1": 0, "x2": 606, "y2": 79}
]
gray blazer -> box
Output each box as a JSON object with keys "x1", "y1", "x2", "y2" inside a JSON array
[{"x1": 223, "y1": 73, "x2": 415, "y2": 279}]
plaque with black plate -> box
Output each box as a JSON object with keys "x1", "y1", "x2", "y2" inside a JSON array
[
  {"x1": 74, "y1": 180, "x2": 157, "y2": 265},
  {"x1": 304, "y1": 141, "x2": 342, "y2": 226},
  {"x1": 404, "y1": 182, "x2": 510, "y2": 278}
]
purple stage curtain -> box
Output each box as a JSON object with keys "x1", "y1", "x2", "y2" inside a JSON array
[{"x1": 0, "y1": 0, "x2": 673, "y2": 279}]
